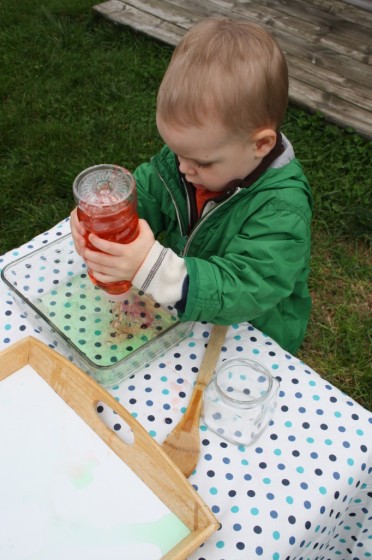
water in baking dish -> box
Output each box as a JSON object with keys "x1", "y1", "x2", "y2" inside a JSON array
[{"x1": 35, "y1": 272, "x2": 178, "y2": 368}]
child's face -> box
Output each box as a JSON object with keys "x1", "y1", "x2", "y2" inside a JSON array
[{"x1": 157, "y1": 116, "x2": 262, "y2": 192}]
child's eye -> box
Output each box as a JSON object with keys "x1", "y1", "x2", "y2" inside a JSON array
[{"x1": 196, "y1": 161, "x2": 211, "y2": 169}]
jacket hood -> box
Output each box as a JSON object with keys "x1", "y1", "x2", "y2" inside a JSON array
[
  {"x1": 195, "y1": 133, "x2": 311, "y2": 208},
  {"x1": 237, "y1": 135, "x2": 313, "y2": 210}
]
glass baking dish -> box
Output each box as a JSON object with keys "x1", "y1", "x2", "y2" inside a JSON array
[{"x1": 1, "y1": 234, "x2": 193, "y2": 387}]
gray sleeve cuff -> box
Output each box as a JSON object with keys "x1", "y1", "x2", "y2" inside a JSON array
[{"x1": 132, "y1": 241, "x2": 187, "y2": 306}]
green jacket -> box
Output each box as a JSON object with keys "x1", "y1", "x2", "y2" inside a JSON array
[{"x1": 134, "y1": 141, "x2": 312, "y2": 354}]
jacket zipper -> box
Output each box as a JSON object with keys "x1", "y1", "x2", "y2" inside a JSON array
[
  {"x1": 182, "y1": 188, "x2": 241, "y2": 256},
  {"x1": 154, "y1": 166, "x2": 187, "y2": 239},
  {"x1": 154, "y1": 162, "x2": 242, "y2": 251}
]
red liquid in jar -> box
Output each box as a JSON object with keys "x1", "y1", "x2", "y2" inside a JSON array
[{"x1": 77, "y1": 202, "x2": 139, "y2": 295}]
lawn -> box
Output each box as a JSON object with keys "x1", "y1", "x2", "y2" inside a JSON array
[{"x1": 0, "y1": 0, "x2": 371, "y2": 409}]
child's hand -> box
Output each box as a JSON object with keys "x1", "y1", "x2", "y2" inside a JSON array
[
  {"x1": 82, "y1": 219, "x2": 155, "y2": 284},
  {"x1": 70, "y1": 207, "x2": 86, "y2": 256}
]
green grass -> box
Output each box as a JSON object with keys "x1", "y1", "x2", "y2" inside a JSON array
[{"x1": 0, "y1": 0, "x2": 371, "y2": 409}]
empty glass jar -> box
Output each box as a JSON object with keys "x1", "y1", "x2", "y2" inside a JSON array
[{"x1": 202, "y1": 357, "x2": 280, "y2": 446}]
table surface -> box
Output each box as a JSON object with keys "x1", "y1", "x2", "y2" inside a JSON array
[{"x1": 1, "y1": 218, "x2": 371, "y2": 560}]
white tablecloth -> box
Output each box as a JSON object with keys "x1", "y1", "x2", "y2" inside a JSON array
[{"x1": 1, "y1": 219, "x2": 371, "y2": 560}]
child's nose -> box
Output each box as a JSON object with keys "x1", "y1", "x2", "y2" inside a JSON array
[{"x1": 178, "y1": 157, "x2": 196, "y2": 176}]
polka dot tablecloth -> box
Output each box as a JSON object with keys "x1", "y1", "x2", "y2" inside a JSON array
[{"x1": 1, "y1": 219, "x2": 371, "y2": 560}]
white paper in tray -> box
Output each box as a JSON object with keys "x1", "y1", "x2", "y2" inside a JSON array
[{"x1": 0, "y1": 366, "x2": 190, "y2": 560}]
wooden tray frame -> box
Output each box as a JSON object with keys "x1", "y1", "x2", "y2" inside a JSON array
[{"x1": 0, "y1": 336, "x2": 219, "y2": 560}]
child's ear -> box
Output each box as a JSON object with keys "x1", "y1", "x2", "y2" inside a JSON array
[{"x1": 252, "y1": 129, "x2": 277, "y2": 157}]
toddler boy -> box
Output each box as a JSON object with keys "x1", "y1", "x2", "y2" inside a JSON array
[{"x1": 71, "y1": 17, "x2": 313, "y2": 354}]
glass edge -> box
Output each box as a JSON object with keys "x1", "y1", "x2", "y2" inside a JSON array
[
  {"x1": 214, "y1": 357, "x2": 274, "y2": 408},
  {"x1": 1, "y1": 237, "x2": 193, "y2": 371}
]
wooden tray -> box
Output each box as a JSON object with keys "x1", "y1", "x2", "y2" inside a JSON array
[{"x1": 0, "y1": 337, "x2": 219, "y2": 560}]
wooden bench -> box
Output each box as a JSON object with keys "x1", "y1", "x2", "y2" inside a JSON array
[{"x1": 93, "y1": 0, "x2": 372, "y2": 139}]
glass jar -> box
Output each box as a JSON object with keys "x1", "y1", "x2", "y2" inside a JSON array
[
  {"x1": 202, "y1": 357, "x2": 280, "y2": 446},
  {"x1": 73, "y1": 164, "x2": 139, "y2": 296}
]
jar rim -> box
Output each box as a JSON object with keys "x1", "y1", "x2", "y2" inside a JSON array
[
  {"x1": 73, "y1": 164, "x2": 135, "y2": 207},
  {"x1": 214, "y1": 357, "x2": 274, "y2": 408}
]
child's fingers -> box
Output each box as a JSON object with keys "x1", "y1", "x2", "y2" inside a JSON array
[
  {"x1": 87, "y1": 234, "x2": 123, "y2": 256},
  {"x1": 70, "y1": 208, "x2": 85, "y2": 235},
  {"x1": 69, "y1": 208, "x2": 86, "y2": 255}
]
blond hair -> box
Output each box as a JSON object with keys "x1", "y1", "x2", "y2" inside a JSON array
[{"x1": 157, "y1": 17, "x2": 288, "y2": 135}]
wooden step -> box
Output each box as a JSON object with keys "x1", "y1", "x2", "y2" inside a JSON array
[{"x1": 93, "y1": 0, "x2": 372, "y2": 139}]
